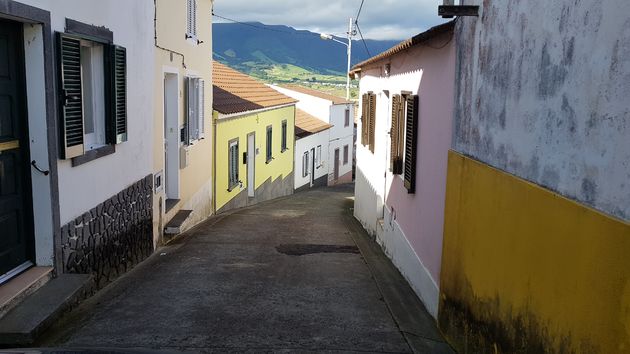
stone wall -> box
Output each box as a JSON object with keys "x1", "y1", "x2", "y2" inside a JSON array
[{"x1": 60, "y1": 175, "x2": 153, "y2": 287}]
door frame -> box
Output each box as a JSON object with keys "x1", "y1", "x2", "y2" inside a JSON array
[
  {"x1": 163, "y1": 70, "x2": 180, "y2": 201},
  {"x1": 247, "y1": 132, "x2": 255, "y2": 197},
  {"x1": 0, "y1": 4, "x2": 60, "y2": 274},
  {"x1": 310, "y1": 147, "x2": 315, "y2": 186}
]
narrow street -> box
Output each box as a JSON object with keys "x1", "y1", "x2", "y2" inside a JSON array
[{"x1": 39, "y1": 185, "x2": 451, "y2": 353}]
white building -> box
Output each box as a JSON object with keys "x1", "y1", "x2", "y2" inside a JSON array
[
  {"x1": 0, "y1": 2, "x2": 158, "y2": 342},
  {"x1": 294, "y1": 109, "x2": 332, "y2": 191},
  {"x1": 271, "y1": 85, "x2": 355, "y2": 185}
]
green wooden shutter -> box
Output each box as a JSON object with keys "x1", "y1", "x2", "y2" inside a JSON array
[
  {"x1": 390, "y1": 94, "x2": 403, "y2": 174},
  {"x1": 404, "y1": 95, "x2": 419, "y2": 193},
  {"x1": 111, "y1": 45, "x2": 127, "y2": 143},
  {"x1": 57, "y1": 33, "x2": 84, "y2": 159},
  {"x1": 368, "y1": 93, "x2": 376, "y2": 153}
]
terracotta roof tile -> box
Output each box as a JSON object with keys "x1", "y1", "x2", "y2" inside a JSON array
[
  {"x1": 213, "y1": 61, "x2": 296, "y2": 115},
  {"x1": 295, "y1": 109, "x2": 332, "y2": 138},
  {"x1": 279, "y1": 85, "x2": 352, "y2": 105}
]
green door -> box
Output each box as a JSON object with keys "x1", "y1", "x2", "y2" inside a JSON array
[{"x1": 0, "y1": 19, "x2": 34, "y2": 277}]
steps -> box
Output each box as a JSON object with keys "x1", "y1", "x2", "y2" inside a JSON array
[
  {"x1": 0, "y1": 273, "x2": 93, "y2": 346},
  {"x1": 0, "y1": 267, "x2": 53, "y2": 319},
  {"x1": 164, "y1": 209, "x2": 193, "y2": 237}
]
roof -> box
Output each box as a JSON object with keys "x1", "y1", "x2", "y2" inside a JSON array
[
  {"x1": 279, "y1": 85, "x2": 352, "y2": 105},
  {"x1": 295, "y1": 109, "x2": 332, "y2": 138},
  {"x1": 349, "y1": 20, "x2": 455, "y2": 75},
  {"x1": 213, "y1": 61, "x2": 296, "y2": 115}
]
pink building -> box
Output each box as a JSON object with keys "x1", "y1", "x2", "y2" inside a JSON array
[{"x1": 352, "y1": 21, "x2": 455, "y2": 318}]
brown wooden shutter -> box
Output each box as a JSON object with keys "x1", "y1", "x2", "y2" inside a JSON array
[
  {"x1": 361, "y1": 93, "x2": 368, "y2": 146},
  {"x1": 57, "y1": 33, "x2": 84, "y2": 159},
  {"x1": 390, "y1": 94, "x2": 403, "y2": 174},
  {"x1": 368, "y1": 93, "x2": 376, "y2": 153},
  {"x1": 404, "y1": 95, "x2": 419, "y2": 193}
]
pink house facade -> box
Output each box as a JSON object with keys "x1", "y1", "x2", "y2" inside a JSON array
[{"x1": 352, "y1": 21, "x2": 455, "y2": 318}]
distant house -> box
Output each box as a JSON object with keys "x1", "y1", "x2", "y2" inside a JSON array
[
  {"x1": 294, "y1": 109, "x2": 332, "y2": 191},
  {"x1": 351, "y1": 21, "x2": 456, "y2": 319},
  {"x1": 154, "y1": 0, "x2": 214, "y2": 241},
  {"x1": 272, "y1": 85, "x2": 354, "y2": 186},
  {"x1": 212, "y1": 62, "x2": 296, "y2": 213}
]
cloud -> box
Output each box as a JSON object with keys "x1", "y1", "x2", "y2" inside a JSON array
[{"x1": 213, "y1": 0, "x2": 447, "y2": 40}]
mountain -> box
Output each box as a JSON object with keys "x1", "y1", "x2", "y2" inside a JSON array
[{"x1": 213, "y1": 22, "x2": 400, "y2": 76}]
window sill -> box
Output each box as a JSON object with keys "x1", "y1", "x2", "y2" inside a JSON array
[
  {"x1": 281, "y1": 148, "x2": 289, "y2": 153},
  {"x1": 227, "y1": 183, "x2": 239, "y2": 192},
  {"x1": 265, "y1": 158, "x2": 274, "y2": 164},
  {"x1": 71, "y1": 144, "x2": 115, "y2": 167}
]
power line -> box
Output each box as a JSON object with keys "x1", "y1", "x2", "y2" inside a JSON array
[
  {"x1": 355, "y1": 23, "x2": 371, "y2": 57},
  {"x1": 355, "y1": 0, "x2": 365, "y2": 24}
]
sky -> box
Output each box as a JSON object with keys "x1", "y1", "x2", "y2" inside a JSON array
[{"x1": 212, "y1": 0, "x2": 447, "y2": 41}]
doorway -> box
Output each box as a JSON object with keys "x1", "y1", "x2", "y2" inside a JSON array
[
  {"x1": 163, "y1": 73, "x2": 179, "y2": 206},
  {"x1": 0, "y1": 19, "x2": 35, "y2": 279},
  {"x1": 247, "y1": 132, "x2": 255, "y2": 197},
  {"x1": 334, "y1": 148, "x2": 340, "y2": 181}
]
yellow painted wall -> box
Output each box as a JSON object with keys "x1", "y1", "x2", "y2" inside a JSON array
[
  {"x1": 152, "y1": 0, "x2": 214, "y2": 243},
  {"x1": 439, "y1": 151, "x2": 630, "y2": 353},
  {"x1": 214, "y1": 106, "x2": 295, "y2": 211}
]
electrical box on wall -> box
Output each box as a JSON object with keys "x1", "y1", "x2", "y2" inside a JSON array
[{"x1": 180, "y1": 146, "x2": 190, "y2": 169}]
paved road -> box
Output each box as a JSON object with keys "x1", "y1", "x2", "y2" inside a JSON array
[{"x1": 41, "y1": 185, "x2": 452, "y2": 353}]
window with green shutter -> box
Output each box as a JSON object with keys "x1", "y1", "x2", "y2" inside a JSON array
[
  {"x1": 228, "y1": 139, "x2": 239, "y2": 191},
  {"x1": 266, "y1": 125, "x2": 273, "y2": 163},
  {"x1": 281, "y1": 120, "x2": 288, "y2": 152},
  {"x1": 57, "y1": 31, "x2": 127, "y2": 161}
]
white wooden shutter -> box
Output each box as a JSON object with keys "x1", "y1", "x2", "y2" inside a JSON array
[{"x1": 198, "y1": 79, "x2": 205, "y2": 139}]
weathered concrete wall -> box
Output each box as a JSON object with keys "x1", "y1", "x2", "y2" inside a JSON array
[
  {"x1": 453, "y1": 0, "x2": 630, "y2": 221},
  {"x1": 440, "y1": 151, "x2": 630, "y2": 353}
]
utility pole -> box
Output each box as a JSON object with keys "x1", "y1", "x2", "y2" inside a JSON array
[{"x1": 346, "y1": 17, "x2": 354, "y2": 100}]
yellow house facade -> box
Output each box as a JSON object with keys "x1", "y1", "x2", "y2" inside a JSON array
[
  {"x1": 212, "y1": 62, "x2": 296, "y2": 213},
  {"x1": 153, "y1": 0, "x2": 214, "y2": 243}
]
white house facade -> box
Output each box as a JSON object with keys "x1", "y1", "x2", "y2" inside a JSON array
[
  {"x1": 294, "y1": 109, "x2": 332, "y2": 191},
  {"x1": 271, "y1": 85, "x2": 354, "y2": 186},
  {"x1": 0, "y1": 0, "x2": 156, "y2": 290}
]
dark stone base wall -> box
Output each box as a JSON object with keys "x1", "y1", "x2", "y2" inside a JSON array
[{"x1": 60, "y1": 175, "x2": 153, "y2": 287}]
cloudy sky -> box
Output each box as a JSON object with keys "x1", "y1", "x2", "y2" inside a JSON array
[{"x1": 212, "y1": 0, "x2": 447, "y2": 41}]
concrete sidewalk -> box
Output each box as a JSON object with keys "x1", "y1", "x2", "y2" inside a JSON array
[{"x1": 39, "y1": 185, "x2": 453, "y2": 353}]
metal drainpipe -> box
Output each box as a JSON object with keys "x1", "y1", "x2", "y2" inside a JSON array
[{"x1": 212, "y1": 113, "x2": 217, "y2": 214}]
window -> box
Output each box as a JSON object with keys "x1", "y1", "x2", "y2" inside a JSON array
[
  {"x1": 281, "y1": 120, "x2": 288, "y2": 152},
  {"x1": 228, "y1": 139, "x2": 239, "y2": 191},
  {"x1": 316, "y1": 145, "x2": 322, "y2": 168},
  {"x1": 266, "y1": 125, "x2": 273, "y2": 163},
  {"x1": 58, "y1": 33, "x2": 127, "y2": 160},
  {"x1": 344, "y1": 109, "x2": 350, "y2": 127},
  {"x1": 185, "y1": 77, "x2": 205, "y2": 144},
  {"x1": 390, "y1": 94, "x2": 405, "y2": 175},
  {"x1": 302, "y1": 151, "x2": 309, "y2": 178},
  {"x1": 186, "y1": 0, "x2": 197, "y2": 39},
  {"x1": 360, "y1": 93, "x2": 376, "y2": 153},
  {"x1": 343, "y1": 145, "x2": 349, "y2": 165},
  {"x1": 403, "y1": 95, "x2": 419, "y2": 193}
]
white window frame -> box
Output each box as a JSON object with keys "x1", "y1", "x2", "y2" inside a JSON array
[
  {"x1": 316, "y1": 145, "x2": 322, "y2": 168},
  {"x1": 186, "y1": 76, "x2": 205, "y2": 144},
  {"x1": 80, "y1": 40, "x2": 107, "y2": 151},
  {"x1": 228, "y1": 139, "x2": 239, "y2": 190},
  {"x1": 302, "y1": 151, "x2": 309, "y2": 178}
]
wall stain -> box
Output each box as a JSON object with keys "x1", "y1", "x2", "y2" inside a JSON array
[{"x1": 538, "y1": 42, "x2": 568, "y2": 98}]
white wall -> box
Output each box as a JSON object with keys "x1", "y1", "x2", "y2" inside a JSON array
[
  {"x1": 270, "y1": 85, "x2": 332, "y2": 123},
  {"x1": 328, "y1": 104, "x2": 354, "y2": 181},
  {"x1": 19, "y1": 0, "x2": 156, "y2": 225},
  {"x1": 454, "y1": 0, "x2": 630, "y2": 221},
  {"x1": 294, "y1": 130, "x2": 330, "y2": 190}
]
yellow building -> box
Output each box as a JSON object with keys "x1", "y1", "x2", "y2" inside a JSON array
[
  {"x1": 153, "y1": 0, "x2": 214, "y2": 242},
  {"x1": 212, "y1": 62, "x2": 296, "y2": 213}
]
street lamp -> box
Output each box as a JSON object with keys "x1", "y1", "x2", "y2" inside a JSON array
[{"x1": 320, "y1": 18, "x2": 354, "y2": 100}]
